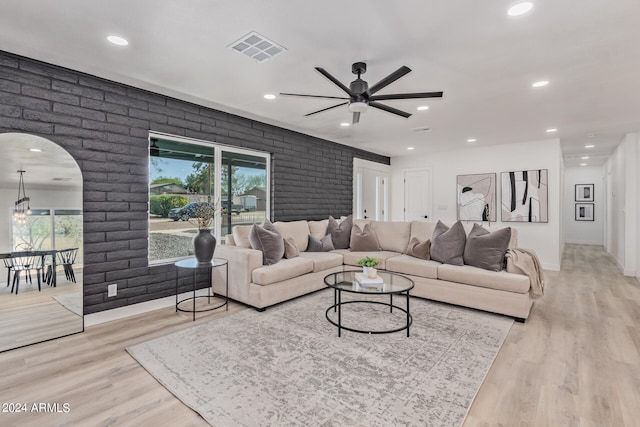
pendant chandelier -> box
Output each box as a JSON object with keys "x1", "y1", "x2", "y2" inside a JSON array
[{"x1": 13, "y1": 170, "x2": 31, "y2": 224}]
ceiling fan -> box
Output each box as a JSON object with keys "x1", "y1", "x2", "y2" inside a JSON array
[{"x1": 280, "y1": 62, "x2": 443, "y2": 124}]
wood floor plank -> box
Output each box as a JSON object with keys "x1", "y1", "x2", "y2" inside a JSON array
[{"x1": 0, "y1": 244, "x2": 638, "y2": 426}]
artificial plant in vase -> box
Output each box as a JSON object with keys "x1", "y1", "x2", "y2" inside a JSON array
[
  {"x1": 356, "y1": 256, "x2": 380, "y2": 278},
  {"x1": 189, "y1": 198, "x2": 222, "y2": 263}
]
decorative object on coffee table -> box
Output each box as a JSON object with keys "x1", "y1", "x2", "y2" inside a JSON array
[
  {"x1": 356, "y1": 256, "x2": 379, "y2": 278},
  {"x1": 189, "y1": 199, "x2": 221, "y2": 263}
]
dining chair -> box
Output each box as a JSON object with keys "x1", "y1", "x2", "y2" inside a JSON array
[
  {"x1": 1, "y1": 253, "x2": 12, "y2": 288},
  {"x1": 57, "y1": 248, "x2": 78, "y2": 283},
  {"x1": 10, "y1": 253, "x2": 43, "y2": 294}
]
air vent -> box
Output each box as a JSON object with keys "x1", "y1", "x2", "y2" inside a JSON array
[
  {"x1": 228, "y1": 31, "x2": 287, "y2": 63},
  {"x1": 412, "y1": 126, "x2": 431, "y2": 133}
]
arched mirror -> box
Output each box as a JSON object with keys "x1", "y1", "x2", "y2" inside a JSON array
[{"x1": 0, "y1": 133, "x2": 83, "y2": 352}]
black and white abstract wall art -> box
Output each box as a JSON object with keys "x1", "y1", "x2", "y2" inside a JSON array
[
  {"x1": 501, "y1": 169, "x2": 549, "y2": 223},
  {"x1": 575, "y1": 203, "x2": 595, "y2": 221},
  {"x1": 457, "y1": 173, "x2": 497, "y2": 222},
  {"x1": 575, "y1": 184, "x2": 594, "y2": 202}
]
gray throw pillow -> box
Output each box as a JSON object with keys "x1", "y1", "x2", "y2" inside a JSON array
[
  {"x1": 406, "y1": 237, "x2": 431, "y2": 260},
  {"x1": 261, "y1": 218, "x2": 278, "y2": 233},
  {"x1": 307, "y1": 234, "x2": 335, "y2": 252},
  {"x1": 248, "y1": 224, "x2": 284, "y2": 265},
  {"x1": 349, "y1": 224, "x2": 381, "y2": 251},
  {"x1": 463, "y1": 223, "x2": 511, "y2": 271},
  {"x1": 327, "y1": 215, "x2": 352, "y2": 249},
  {"x1": 283, "y1": 237, "x2": 299, "y2": 259},
  {"x1": 430, "y1": 221, "x2": 466, "y2": 265}
]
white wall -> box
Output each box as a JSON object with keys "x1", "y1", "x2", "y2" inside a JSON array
[
  {"x1": 0, "y1": 187, "x2": 81, "y2": 253},
  {"x1": 564, "y1": 166, "x2": 605, "y2": 245},
  {"x1": 637, "y1": 134, "x2": 640, "y2": 282},
  {"x1": 605, "y1": 132, "x2": 638, "y2": 276},
  {"x1": 391, "y1": 139, "x2": 563, "y2": 270}
]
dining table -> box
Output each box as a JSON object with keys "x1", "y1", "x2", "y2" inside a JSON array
[{"x1": 1, "y1": 249, "x2": 58, "y2": 289}]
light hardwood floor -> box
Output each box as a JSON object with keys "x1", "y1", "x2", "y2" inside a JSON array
[{"x1": 0, "y1": 245, "x2": 639, "y2": 426}]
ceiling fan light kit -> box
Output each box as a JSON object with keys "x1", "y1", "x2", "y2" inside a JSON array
[{"x1": 281, "y1": 61, "x2": 443, "y2": 124}]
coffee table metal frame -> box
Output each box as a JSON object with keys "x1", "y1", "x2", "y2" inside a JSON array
[
  {"x1": 174, "y1": 257, "x2": 229, "y2": 321},
  {"x1": 324, "y1": 270, "x2": 414, "y2": 337}
]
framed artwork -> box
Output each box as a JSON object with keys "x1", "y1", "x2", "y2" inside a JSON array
[
  {"x1": 501, "y1": 169, "x2": 548, "y2": 223},
  {"x1": 575, "y1": 184, "x2": 594, "y2": 202},
  {"x1": 456, "y1": 173, "x2": 497, "y2": 222},
  {"x1": 575, "y1": 203, "x2": 594, "y2": 221}
]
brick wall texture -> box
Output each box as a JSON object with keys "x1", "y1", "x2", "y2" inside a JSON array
[{"x1": 0, "y1": 51, "x2": 390, "y2": 313}]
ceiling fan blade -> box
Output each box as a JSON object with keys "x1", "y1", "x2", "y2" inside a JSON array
[
  {"x1": 369, "y1": 101, "x2": 411, "y2": 118},
  {"x1": 280, "y1": 93, "x2": 350, "y2": 100},
  {"x1": 305, "y1": 102, "x2": 349, "y2": 117},
  {"x1": 369, "y1": 91, "x2": 443, "y2": 101},
  {"x1": 315, "y1": 67, "x2": 355, "y2": 96},
  {"x1": 352, "y1": 112, "x2": 360, "y2": 124},
  {"x1": 368, "y1": 66, "x2": 412, "y2": 95}
]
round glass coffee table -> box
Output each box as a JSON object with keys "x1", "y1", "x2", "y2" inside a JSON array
[{"x1": 324, "y1": 270, "x2": 414, "y2": 337}]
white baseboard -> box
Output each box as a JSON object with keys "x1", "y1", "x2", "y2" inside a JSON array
[
  {"x1": 565, "y1": 239, "x2": 604, "y2": 246},
  {"x1": 541, "y1": 263, "x2": 561, "y2": 271},
  {"x1": 623, "y1": 268, "x2": 636, "y2": 277},
  {"x1": 85, "y1": 288, "x2": 211, "y2": 327}
]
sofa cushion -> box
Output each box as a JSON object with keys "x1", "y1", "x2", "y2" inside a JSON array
[
  {"x1": 327, "y1": 215, "x2": 352, "y2": 249},
  {"x1": 308, "y1": 219, "x2": 328, "y2": 239},
  {"x1": 437, "y1": 263, "x2": 530, "y2": 293},
  {"x1": 463, "y1": 223, "x2": 511, "y2": 271},
  {"x1": 307, "y1": 234, "x2": 335, "y2": 252},
  {"x1": 386, "y1": 254, "x2": 439, "y2": 279},
  {"x1": 248, "y1": 224, "x2": 284, "y2": 266},
  {"x1": 406, "y1": 237, "x2": 431, "y2": 260},
  {"x1": 274, "y1": 220, "x2": 311, "y2": 252},
  {"x1": 299, "y1": 252, "x2": 344, "y2": 272},
  {"x1": 232, "y1": 225, "x2": 253, "y2": 248},
  {"x1": 343, "y1": 251, "x2": 400, "y2": 270},
  {"x1": 370, "y1": 221, "x2": 411, "y2": 253},
  {"x1": 283, "y1": 237, "x2": 299, "y2": 259},
  {"x1": 252, "y1": 257, "x2": 314, "y2": 285},
  {"x1": 350, "y1": 223, "x2": 382, "y2": 251},
  {"x1": 430, "y1": 220, "x2": 466, "y2": 266}
]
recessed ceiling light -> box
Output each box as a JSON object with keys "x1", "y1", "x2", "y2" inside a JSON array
[
  {"x1": 546, "y1": 128, "x2": 557, "y2": 133},
  {"x1": 29, "y1": 148, "x2": 42, "y2": 152},
  {"x1": 407, "y1": 147, "x2": 415, "y2": 150},
  {"x1": 580, "y1": 163, "x2": 588, "y2": 166},
  {"x1": 417, "y1": 106, "x2": 429, "y2": 111},
  {"x1": 467, "y1": 138, "x2": 477, "y2": 143},
  {"x1": 508, "y1": 2, "x2": 533, "y2": 16},
  {"x1": 585, "y1": 144, "x2": 595, "y2": 148},
  {"x1": 532, "y1": 80, "x2": 549, "y2": 88},
  {"x1": 106, "y1": 35, "x2": 129, "y2": 46},
  {"x1": 340, "y1": 122, "x2": 350, "y2": 127},
  {"x1": 263, "y1": 94, "x2": 276, "y2": 100},
  {"x1": 581, "y1": 156, "x2": 590, "y2": 160}
]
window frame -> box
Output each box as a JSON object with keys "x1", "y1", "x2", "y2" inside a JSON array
[{"x1": 148, "y1": 131, "x2": 270, "y2": 265}]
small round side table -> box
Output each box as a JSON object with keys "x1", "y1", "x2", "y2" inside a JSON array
[{"x1": 174, "y1": 257, "x2": 228, "y2": 321}]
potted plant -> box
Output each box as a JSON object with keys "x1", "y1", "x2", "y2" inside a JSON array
[
  {"x1": 189, "y1": 197, "x2": 222, "y2": 263},
  {"x1": 356, "y1": 256, "x2": 380, "y2": 278}
]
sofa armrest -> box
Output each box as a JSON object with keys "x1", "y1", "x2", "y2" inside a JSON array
[{"x1": 214, "y1": 244, "x2": 263, "y2": 304}]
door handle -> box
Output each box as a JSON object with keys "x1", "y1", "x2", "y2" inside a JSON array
[
  {"x1": 424, "y1": 215, "x2": 428, "y2": 219},
  {"x1": 364, "y1": 216, "x2": 369, "y2": 219}
]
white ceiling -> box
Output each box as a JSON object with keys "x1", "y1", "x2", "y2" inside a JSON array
[{"x1": 1, "y1": 0, "x2": 639, "y2": 168}]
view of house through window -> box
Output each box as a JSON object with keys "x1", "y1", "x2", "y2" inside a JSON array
[{"x1": 149, "y1": 135, "x2": 269, "y2": 263}]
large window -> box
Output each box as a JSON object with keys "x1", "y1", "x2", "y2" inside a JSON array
[{"x1": 149, "y1": 134, "x2": 269, "y2": 263}]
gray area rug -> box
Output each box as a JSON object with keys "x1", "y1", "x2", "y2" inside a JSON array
[
  {"x1": 127, "y1": 290, "x2": 513, "y2": 427},
  {"x1": 53, "y1": 293, "x2": 82, "y2": 317}
]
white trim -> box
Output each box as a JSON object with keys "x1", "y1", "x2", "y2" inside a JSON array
[
  {"x1": 84, "y1": 288, "x2": 211, "y2": 327},
  {"x1": 564, "y1": 240, "x2": 605, "y2": 246},
  {"x1": 353, "y1": 157, "x2": 391, "y2": 172}
]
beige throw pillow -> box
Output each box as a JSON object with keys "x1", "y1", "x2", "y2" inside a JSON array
[
  {"x1": 349, "y1": 224, "x2": 381, "y2": 251},
  {"x1": 406, "y1": 237, "x2": 431, "y2": 260},
  {"x1": 283, "y1": 237, "x2": 300, "y2": 259}
]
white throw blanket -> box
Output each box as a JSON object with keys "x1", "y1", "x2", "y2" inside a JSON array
[{"x1": 505, "y1": 248, "x2": 545, "y2": 297}]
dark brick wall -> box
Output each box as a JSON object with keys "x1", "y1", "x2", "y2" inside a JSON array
[{"x1": 0, "y1": 51, "x2": 389, "y2": 314}]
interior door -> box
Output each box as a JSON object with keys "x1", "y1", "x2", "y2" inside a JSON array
[
  {"x1": 354, "y1": 166, "x2": 389, "y2": 220},
  {"x1": 404, "y1": 169, "x2": 432, "y2": 222}
]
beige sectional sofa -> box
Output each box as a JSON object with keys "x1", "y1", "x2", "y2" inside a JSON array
[{"x1": 215, "y1": 219, "x2": 534, "y2": 320}]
